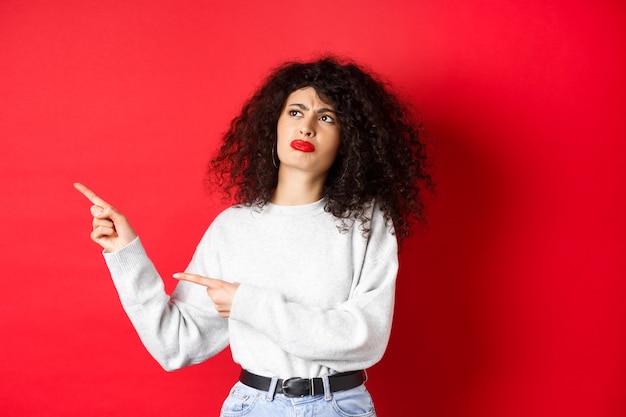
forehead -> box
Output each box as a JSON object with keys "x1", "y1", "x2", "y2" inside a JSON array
[{"x1": 285, "y1": 87, "x2": 334, "y2": 109}]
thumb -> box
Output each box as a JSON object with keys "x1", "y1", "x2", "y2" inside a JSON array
[
  {"x1": 93, "y1": 205, "x2": 137, "y2": 243},
  {"x1": 92, "y1": 204, "x2": 125, "y2": 224},
  {"x1": 90, "y1": 205, "x2": 106, "y2": 217}
]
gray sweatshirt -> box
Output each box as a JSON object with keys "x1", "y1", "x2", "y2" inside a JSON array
[{"x1": 103, "y1": 199, "x2": 398, "y2": 379}]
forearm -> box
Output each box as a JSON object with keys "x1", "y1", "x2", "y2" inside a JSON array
[
  {"x1": 103, "y1": 237, "x2": 229, "y2": 371},
  {"x1": 230, "y1": 279, "x2": 395, "y2": 370}
]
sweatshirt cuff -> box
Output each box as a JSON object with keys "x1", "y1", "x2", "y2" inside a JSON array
[{"x1": 102, "y1": 237, "x2": 167, "y2": 306}]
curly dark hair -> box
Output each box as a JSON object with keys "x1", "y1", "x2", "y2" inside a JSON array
[{"x1": 207, "y1": 55, "x2": 432, "y2": 244}]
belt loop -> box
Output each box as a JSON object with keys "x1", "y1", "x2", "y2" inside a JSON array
[
  {"x1": 321, "y1": 374, "x2": 332, "y2": 401},
  {"x1": 265, "y1": 377, "x2": 279, "y2": 401}
]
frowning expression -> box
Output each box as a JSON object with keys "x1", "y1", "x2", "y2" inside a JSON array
[{"x1": 276, "y1": 87, "x2": 342, "y2": 178}]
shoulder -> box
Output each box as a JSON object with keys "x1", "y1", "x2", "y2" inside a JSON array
[
  {"x1": 211, "y1": 203, "x2": 266, "y2": 224},
  {"x1": 362, "y1": 199, "x2": 397, "y2": 243},
  {"x1": 353, "y1": 199, "x2": 391, "y2": 230},
  {"x1": 196, "y1": 204, "x2": 257, "y2": 241}
]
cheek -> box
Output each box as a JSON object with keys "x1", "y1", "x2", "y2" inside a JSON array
[
  {"x1": 321, "y1": 136, "x2": 342, "y2": 164},
  {"x1": 326, "y1": 131, "x2": 342, "y2": 155},
  {"x1": 275, "y1": 120, "x2": 291, "y2": 159},
  {"x1": 276, "y1": 118, "x2": 291, "y2": 143}
]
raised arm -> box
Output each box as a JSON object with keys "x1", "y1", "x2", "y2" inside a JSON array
[{"x1": 74, "y1": 182, "x2": 229, "y2": 370}]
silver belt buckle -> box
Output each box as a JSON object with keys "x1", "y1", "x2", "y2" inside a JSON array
[{"x1": 281, "y1": 377, "x2": 312, "y2": 397}]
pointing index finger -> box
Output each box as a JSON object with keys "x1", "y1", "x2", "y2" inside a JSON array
[
  {"x1": 173, "y1": 273, "x2": 218, "y2": 288},
  {"x1": 73, "y1": 182, "x2": 113, "y2": 208}
]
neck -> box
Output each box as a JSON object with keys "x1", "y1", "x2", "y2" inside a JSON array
[{"x1": 271, "y1": 167, "x2": 327, "y2": 205}]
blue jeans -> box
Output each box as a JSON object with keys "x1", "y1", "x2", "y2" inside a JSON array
[{"x1": 219, "y1": 377, "x2": 377, "y2": 417}]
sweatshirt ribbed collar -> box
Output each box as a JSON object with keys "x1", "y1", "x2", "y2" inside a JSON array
[{"x1": 263, "y1": 199, "x2": 326, "y2": 218}]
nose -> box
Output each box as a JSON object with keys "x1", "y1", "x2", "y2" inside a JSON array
[{"x1": 299, "y1": 119, "x2": 314, "y2": 136}]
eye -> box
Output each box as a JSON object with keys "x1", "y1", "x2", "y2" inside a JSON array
[
  {"x1": 319, "y1": 114, "x2": 335, "y2": 123},
  {"x1": 288, "y1": 109, "x2": 302, "y2": 117}
]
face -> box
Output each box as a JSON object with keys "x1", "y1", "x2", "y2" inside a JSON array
[{"x1": 276, "y1": 87, "x2": 342, "y2": 179}]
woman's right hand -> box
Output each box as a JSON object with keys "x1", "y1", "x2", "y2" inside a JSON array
[{"x1": 74, "y1": 182, "x2": 138, "y2": 252}]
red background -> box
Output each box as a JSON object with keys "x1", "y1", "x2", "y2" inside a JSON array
[{"x1": 1, "y1": 1, "x2": 625, "y2": 416}]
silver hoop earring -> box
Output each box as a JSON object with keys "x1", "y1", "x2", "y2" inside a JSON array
[{"x1": 272, "y1": 142, "x2": 279, "y2": 169}]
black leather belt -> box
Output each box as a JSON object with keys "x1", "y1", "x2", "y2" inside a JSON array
[{"x1": 239, "y1": 369, "x2": 365, "y2": 398}]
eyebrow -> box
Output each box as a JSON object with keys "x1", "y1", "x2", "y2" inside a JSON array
[{"x1": 287, "y1": 103, "x2": 337, "y2": 114}]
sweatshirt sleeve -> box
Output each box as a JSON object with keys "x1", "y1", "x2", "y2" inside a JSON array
[
  {"x1": 228, "y1": 206, "x2": 398, "y2": 372},
  {"x1": 103, "y1": 237, "x2": 229, "y2": 371}
]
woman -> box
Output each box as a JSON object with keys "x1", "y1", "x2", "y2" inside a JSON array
[{"x1": 75, "y1": 55, "x2": 431, "y2": 417}]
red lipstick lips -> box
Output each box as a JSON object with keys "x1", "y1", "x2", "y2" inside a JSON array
[{"x1": 290, "y1": 140, "x2": 315, "y2": 152}]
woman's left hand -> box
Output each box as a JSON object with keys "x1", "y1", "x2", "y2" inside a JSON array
[{"x1": 173, "y1": 273, "x2": 240, "y2": 318}]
